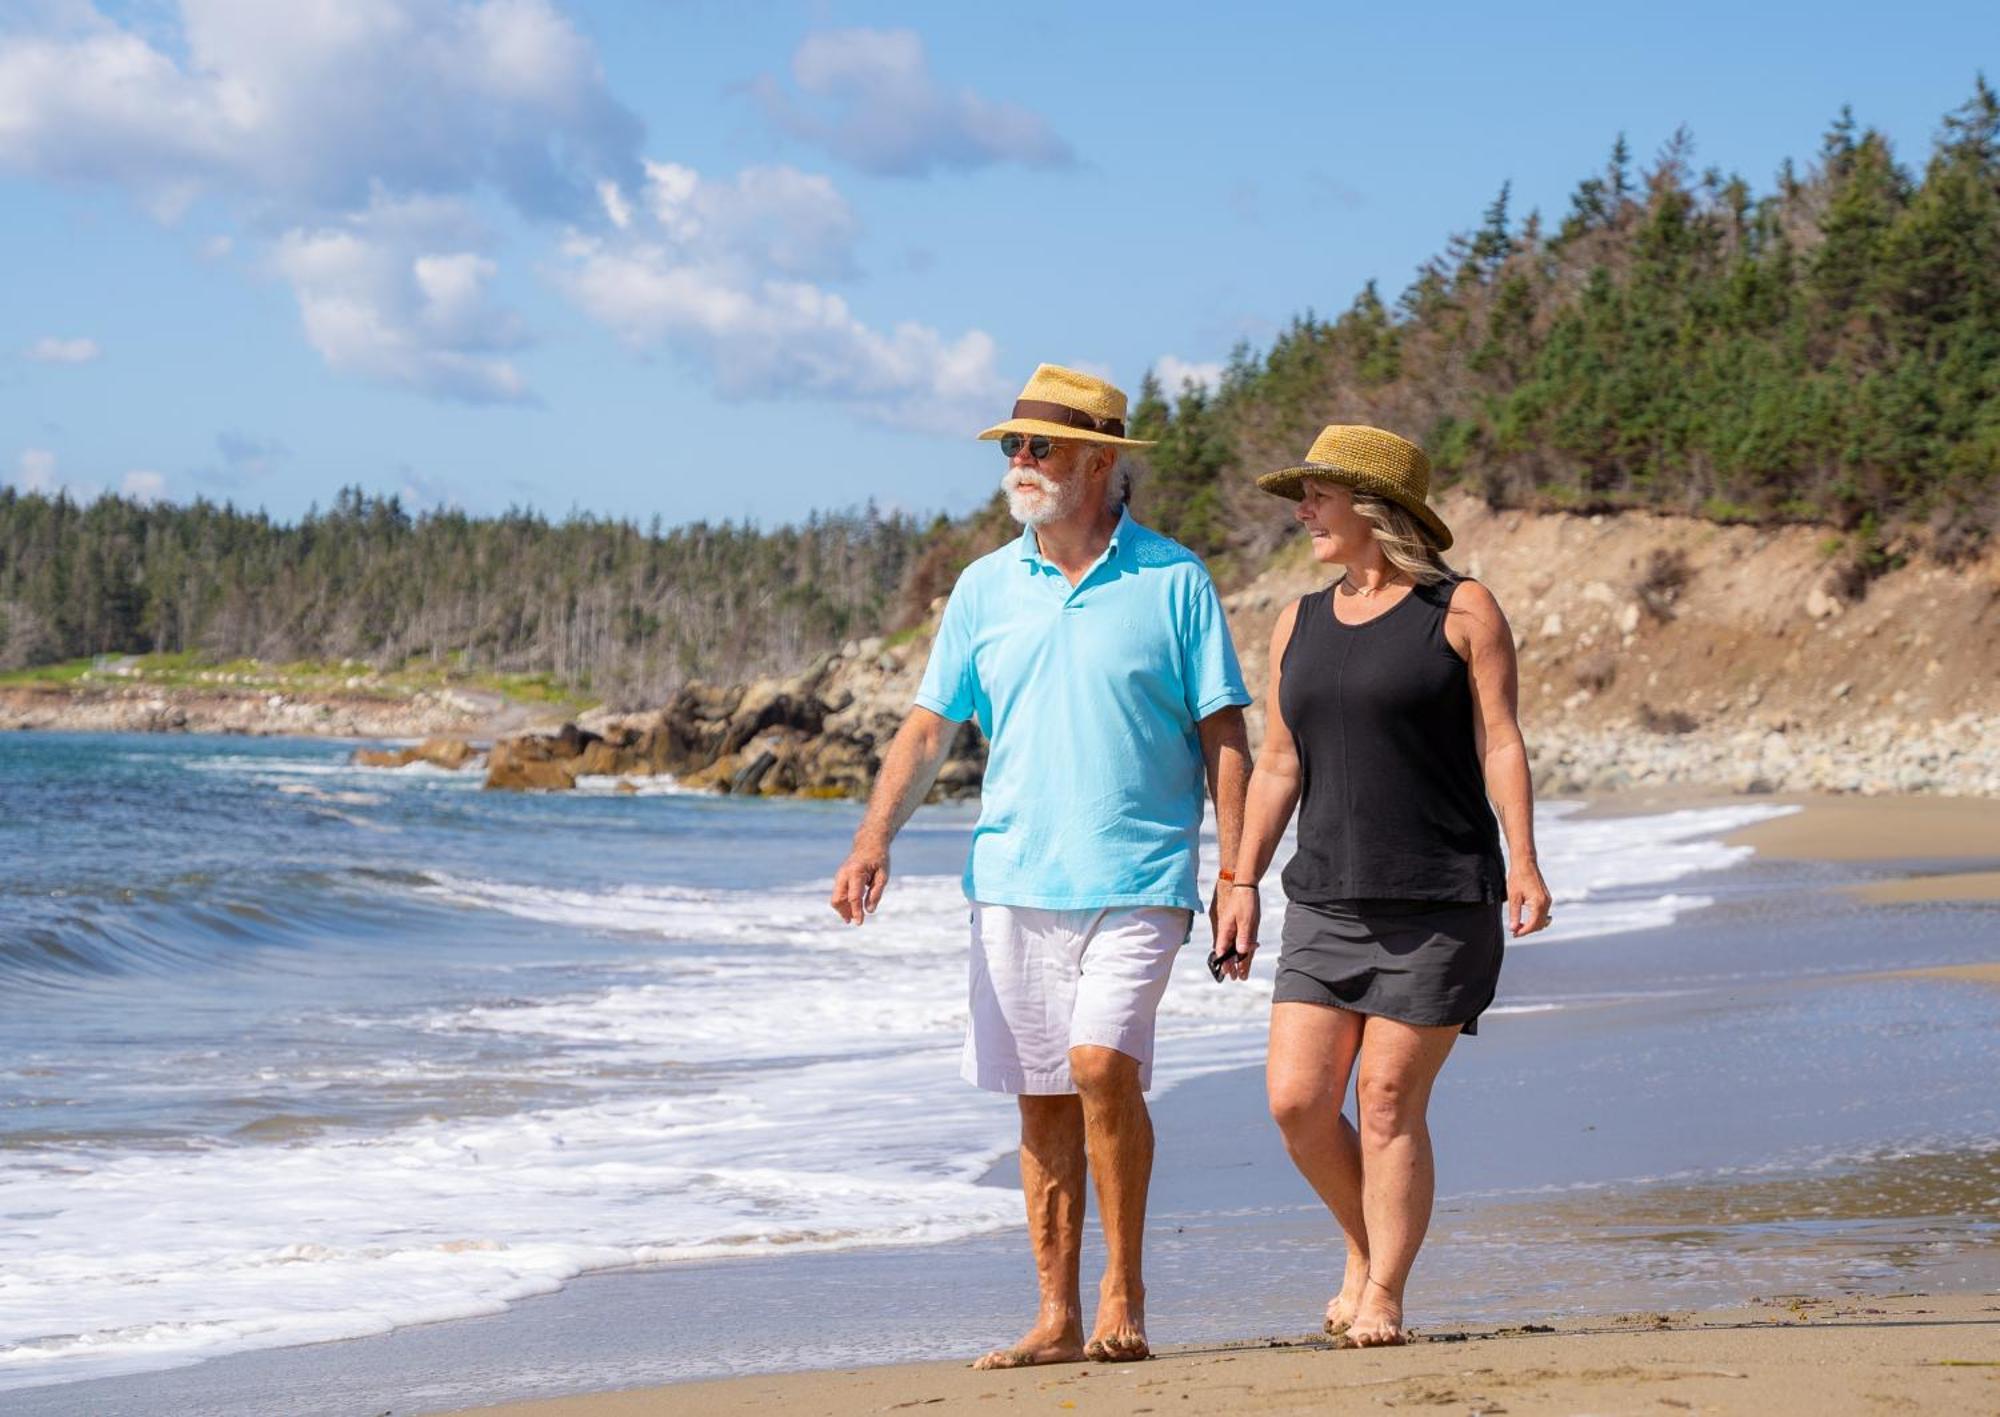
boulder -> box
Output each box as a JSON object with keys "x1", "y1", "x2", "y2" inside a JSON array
[
  {"x1": 415, "y1": 736, "x2": 477, "y2": 769},
  {"x1": 484, "y1": 755, "x2": 577, "y2": 792},
  {"x1": 574, "y1": 739, "x2": 629, "y2": 777},
  {"x1": 677, "y1": 681, "x2": 744, "y2": 723},
  {"x1": 730, "y1": 749, "x2": 779, "y2": 795},
  {"x1": 721, "y1": 675, "x2": 825, "y2": 754},
  {"x1": 351, "y1": 735, "x2": 476, "y2": 770},
  {"x1": 484, "y1": 735, "x2": 580, "y2": 791}
]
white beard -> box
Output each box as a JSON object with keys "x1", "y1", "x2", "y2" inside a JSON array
[{"x1": 1002, "y1": 466, "x2": 1086, "y2": 526}]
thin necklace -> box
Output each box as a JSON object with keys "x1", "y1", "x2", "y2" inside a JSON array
[{"x1": 1340, "y1": 573, "x2": 1401, "y2": 599}]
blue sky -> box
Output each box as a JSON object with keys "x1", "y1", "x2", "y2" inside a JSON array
[{"x1": 2, "y1": 1, "x2": 1994, "y2": 528}]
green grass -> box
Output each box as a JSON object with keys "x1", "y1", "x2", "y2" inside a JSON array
[
  {"x1": 0, "y1": 657, "x2": 95, "y2": 686},
  {"x1": 0, "y1": 653, "x2": 594, "y2": 713},
  {"x1": 1696, "y1": 497, "x2": 1765, "y2": 525}
]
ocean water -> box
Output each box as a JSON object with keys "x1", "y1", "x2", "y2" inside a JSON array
[{"x1": 0, "y1": 732, "x2": 1799, "y2": 1392}]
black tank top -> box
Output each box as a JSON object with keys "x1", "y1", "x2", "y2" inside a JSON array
[{"x1": 1277, "y1": 576, "x2": 1505, "y2": 904}]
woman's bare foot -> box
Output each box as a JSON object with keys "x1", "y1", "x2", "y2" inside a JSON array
[
  {"x1": 971, "y1": 1315, "x2": 1085, "y2": 1370},
  {"x1": 1340, "y1": 1278, "x2": 1406, "y2": 1347},
  {"x1": 1083, "y1": 1291, "x2": 1149, "y2": 1362},
  {"x1": 1323, "y1": 1253, "x2": 1370, "y2": 1336}
]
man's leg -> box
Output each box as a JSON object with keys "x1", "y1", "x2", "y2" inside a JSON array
[
  {"x1": 972, "y1": 1094, "x2": 1089, "y2": 1369},
  {"x1": 1266, "y1": 1001, "x2": 1370, "y2": 1333},
  {"x1": 1069, "y1": 1044, "x2": 1152, "y2": 1361}
]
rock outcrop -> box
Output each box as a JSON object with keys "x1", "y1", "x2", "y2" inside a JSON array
[
  {"x1": 351, "y1": 736, "x2": 479, "y2": 770},
  {"x1": 481, "y1": 641, "x2": 986, "y2": 796}
]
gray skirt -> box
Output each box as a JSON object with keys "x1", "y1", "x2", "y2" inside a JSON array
[{"x1": 1274, "y1": 898, "x2": 1504, "y2": 1035}]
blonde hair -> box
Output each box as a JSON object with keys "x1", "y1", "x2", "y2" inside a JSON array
[{"x1": 1351, "y1": 493, "x2": 1452, "y2": 584}]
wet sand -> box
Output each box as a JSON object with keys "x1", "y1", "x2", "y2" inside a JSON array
[
  {"x1": 1722, "y1": 792, "x2": 2000, "y2": 861},
  {"x1": 447, "y1": 1291, "x2": 2000, "y2": 1416},
  {"x1": 1892, "y1": 962, "x2": 2000, "y2": 986},
  {"x1": 1725, "y1": 792, "x2": 2000, "y2": 902},
  {"x1": 1854, "y1": 870, "x2": 2000, "y2": 904}
]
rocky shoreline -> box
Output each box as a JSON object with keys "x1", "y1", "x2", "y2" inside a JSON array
[
  {"x1": 0, "y1": 682, "x2": 515, "y2": 739},
  {"x1": 7, "y1": 496, "x2": 1995, "y2": 801},
  {"x1": 471, "y1": 634, "x2": 985, "y2": 798}
]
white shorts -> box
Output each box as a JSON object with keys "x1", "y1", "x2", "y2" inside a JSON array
[{"x1": 961, "y1": 903, "x2": 1192, "y2": 1096}]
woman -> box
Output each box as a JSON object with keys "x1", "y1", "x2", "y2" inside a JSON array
[{"x1": 1213, "y1": 424, "x2": 1551, "y2": 1347}]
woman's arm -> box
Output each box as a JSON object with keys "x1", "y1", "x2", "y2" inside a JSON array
[
  {"x1": 1215, "y1": 600, "x2": 1306, "y2": 977},
  {"x1": 1447, "y1": 580, "x2": 1552, "y2": 937}
]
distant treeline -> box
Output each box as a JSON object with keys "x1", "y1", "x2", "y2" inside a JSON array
[
  {"x1": 0, "y1": 487, "x2": 929, "y2": 701},
  {"x1": 1130, "y1": 79, "x2": 2000, "y2": 574},
  {"x1": 5, "y1": 84, "x2": 1995, "y2": 691}
]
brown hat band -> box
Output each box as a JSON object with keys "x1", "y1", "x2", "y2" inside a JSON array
[{"x1": 1012, "y1": 398, "x2": 1126, "y2": 438}]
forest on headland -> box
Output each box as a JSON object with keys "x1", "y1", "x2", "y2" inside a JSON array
[{"x1": 4, "y1": 81, "x2": 1996, "y2": 702}]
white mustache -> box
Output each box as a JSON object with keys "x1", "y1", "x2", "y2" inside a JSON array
[{"x1": 1003, "y1": 468, "x2": 1054, "y2": 496}]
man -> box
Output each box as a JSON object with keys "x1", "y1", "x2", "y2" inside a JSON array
[{"x1": 830, "y1": 363, "x2": 1252, "y2": 1367}]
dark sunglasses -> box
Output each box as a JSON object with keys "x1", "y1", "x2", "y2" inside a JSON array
[{"x1": 999, "y1": 433, "x2": 1056, "y2": 460}]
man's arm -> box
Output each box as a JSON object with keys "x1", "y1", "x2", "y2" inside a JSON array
[
  {"x1": 830, "y1": 706, "x2": 959, "y2": 924},
  {"x1": 1198, "y1": 705, "x2": 1251, "y2": 881}
]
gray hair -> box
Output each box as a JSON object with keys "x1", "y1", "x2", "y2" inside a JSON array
[
  {"x1": 1351, "y1": 493, "x2": 1451, "y2": 584},
  {"x1": 1061, "y1": 440, "x2": 1128, "y2": 513}
]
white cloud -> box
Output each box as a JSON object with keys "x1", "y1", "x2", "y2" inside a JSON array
[
  {"x1": 0, "y1": 0, "x2": 645, "y2": 402},
  {"x1": 120, "y1": 469, "x2": 166, "y2": 502},
  {"x1": 8, "y1": 447, "x2": 98, "y2": 501},
  {"x1": 1154, "y1": 356, "x2": 1225, "y2": 396},
  {"x1": 2, "y1": 7, "x2": 1019, "y2": 426},
  {"x1": 631, "y1": 161, "x2": 859, "y2": 281},
  {"x1": 271, "y1": 195, "x2": 531, "y2": 405},
  {"x1": 13, "y1": 448, "x2": 58, "y2": 494},
  {"x1": 25, "y1": 336, "x2": 100, "y2": 363},
  {"x1": 0, "y1": 0, "x2": 641, "y2": 221},
  {"x1": 750, "y1": 28, "x2": 1073, "y2": 177},
  {"x1": 560, "y1": 161, "x2": 1003, "y2": 432}
]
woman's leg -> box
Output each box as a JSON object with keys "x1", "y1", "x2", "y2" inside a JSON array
[
  {"x1": 1266, "y1": 1002, "x2": 1370, "y2": 1331},
  {"x1": 1348, "y1": 1015, "x2": 1462, "y2": 1345}
]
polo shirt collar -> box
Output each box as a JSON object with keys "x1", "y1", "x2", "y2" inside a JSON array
[{"x1": 1018, "y1": 506, "x2": 1137, "y2": 568}]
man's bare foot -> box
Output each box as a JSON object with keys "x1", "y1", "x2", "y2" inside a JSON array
[
  {"x1": 970, "y1": 1318, "x2": 1085, "y2": 1370},
  {"x1": 1323, "y1": 1255, "x2": 1370, "y2": 1336},
  {"x1": 1083, "y1": 1292, "x2": 1149, "y2": 1362},
  {"x1": 1339, "y1": 1279, "x2": 1406, "y2": 1347}
]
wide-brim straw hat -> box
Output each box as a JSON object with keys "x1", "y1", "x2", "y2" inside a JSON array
[
  {"x1": 1256, "y1": 424, "x2": 1453, "y2": 550},
  {"x1": 978, "y1": 363, "x2": 1155, "y2": 448}
]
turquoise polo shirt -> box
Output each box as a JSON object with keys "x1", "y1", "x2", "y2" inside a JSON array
[{"x1": 914, "y1": 508, "x2": 1251, "y2": 911}]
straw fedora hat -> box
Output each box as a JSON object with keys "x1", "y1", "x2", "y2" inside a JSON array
[
  {"x1": 1256, "y1": 425, "x2": 1453, "y2": 550},
  {"x1": 978, "y1": 364, "x2": 1155, "y2": 448}
]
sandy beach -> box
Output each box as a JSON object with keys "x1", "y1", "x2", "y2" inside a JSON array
[
  {"x1": 450, "y1": 1291, "x2": 2000, "y2": 1416},
  {"x1": 1725, "y1": 793, "x2": 2000, "y2": 903},
  {"x1": 1724, "y1": 793, "x2": 2000, "y2": 862}
]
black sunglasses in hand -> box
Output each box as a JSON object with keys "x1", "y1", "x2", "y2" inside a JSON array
[{"x1": 1207, "y1": 944, "x2": 1242, "y2": 983}]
